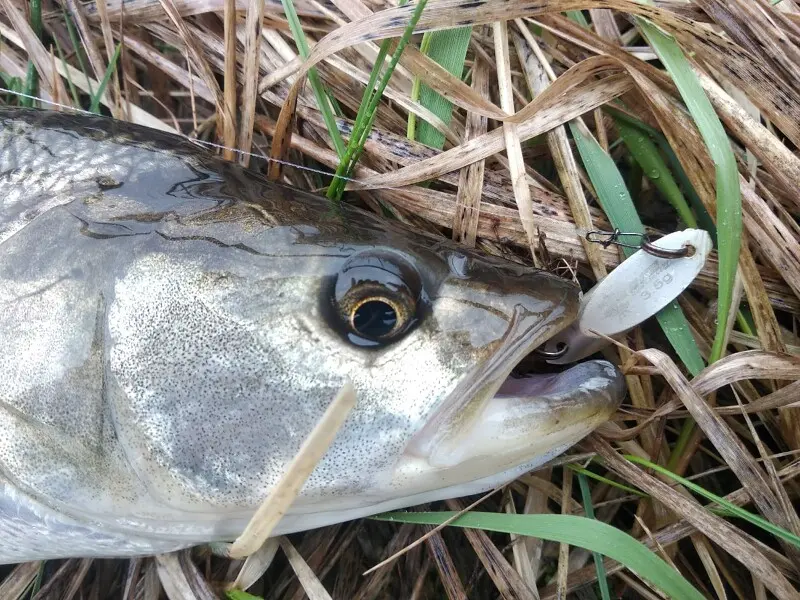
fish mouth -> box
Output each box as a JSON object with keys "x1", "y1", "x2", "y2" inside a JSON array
[{"x1": 398, "y1": 306, "x2": 626, "y2": 490}]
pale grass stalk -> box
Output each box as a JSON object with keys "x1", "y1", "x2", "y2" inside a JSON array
[
  {"x1": 229, "y1": 381, "x2": 357, "y2": 558},
  {"x1": 237, "y1": 0, "x2": 265, "y2": 165},
  {"x1": 222, "y1": 0, "x2": 238, "y2": 160},
  {"x1": 279, "y1": 537, "x2": 333, "y2": 600}
]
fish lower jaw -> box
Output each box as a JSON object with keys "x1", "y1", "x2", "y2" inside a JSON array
[{"x1": 269, "y1": 444, "x2": 575, "y2": 537}]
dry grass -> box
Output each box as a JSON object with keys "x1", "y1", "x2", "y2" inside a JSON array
[{"x1": 1, "y1": 0, "x2": 800, "y2": 598}]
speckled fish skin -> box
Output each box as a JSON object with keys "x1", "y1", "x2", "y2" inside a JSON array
[{"x1": 0, "y1": 107, "x2": 625, "y2": 564}]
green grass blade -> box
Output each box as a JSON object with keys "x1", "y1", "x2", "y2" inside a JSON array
[
  {"x1": 226, "y1": 591, "x2": 264, "y2": 600},
  {"x1": 89, "y1": 44, "x2": 122, "y2": 114},
  {"x1": 634, "y1": 15, "x2": 741, "y2": 365},
  {"x1": 566, "y1": 10, "x2": 590, "y2": 27},
  {"x1": 577, "y1": 473, "x2": 612, "y2": 600},
  {"x1": 626, "y1": 455, "x2": 800, "y2": 550},
  {"x1": 0, "y1": 72, "x2": 24, "y2": 103},
  {"x1": 568, "y1": 464, "x2": 648, "y2": 497},
  {"x1": 60, "y1": 6, "x2": 94, "y2": 100},
  {"x1": 373, "y1": 511, "x2": 705, "y2": 600},
  {"x1": 605, "y1": 105, "x2": 718, "y2": 242},
  {"x1": 280, "y1": 0, "x2": 346, "y2": 159},
  {"x1": 617, "y1": 120, "x2": 697, "y2": 227},
  {"x1": 327, "y1": 0, "x2": 427, "y2": 201},
  {"x1": 407, "y1": 31, "x2": 433, "y2": 141},
  {"x1": 568, "y1": 121, "x2": 706, "y2": 375},
  {"x1": 413, "y1": 26, "x2": 472, "y2": 149},
  {"x1": 53, "y1": 36, "x2": 82, "y2": 108},
  {"x1": 21, "y1": 0, "x2": 42, "y2": 108}
]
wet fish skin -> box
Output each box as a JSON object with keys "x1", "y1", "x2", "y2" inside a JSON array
[{"x1": 0, "y1": 107, "x2": 624, "y2": 563}]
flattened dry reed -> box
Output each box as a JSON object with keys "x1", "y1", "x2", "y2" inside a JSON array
[{"x1": 1, "y1": 0, "x2": 800, "y2": 598}]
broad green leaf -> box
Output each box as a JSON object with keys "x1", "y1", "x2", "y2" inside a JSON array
[
  {"x1": 413, "y1": 26, "x2": 472, "y2": 148},
  {"x1": 373, "y1": 511, "x2": 705, "y2": 600}
]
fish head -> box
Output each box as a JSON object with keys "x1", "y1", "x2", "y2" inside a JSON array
[
  {"x1": 0, "y1": 109, "x2": 627, "y2": 559},
  {"x1": 292, "y1": 212, "x2": 625, "y2": 505},
  {"x1": 101, "y1": 193, "x2": 625, "y2": 528}
]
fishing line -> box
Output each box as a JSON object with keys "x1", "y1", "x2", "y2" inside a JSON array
[
  {"x1": 0, "y1": 87, "x2": 369, "y2": 186},
  {"x1": 0, "y1": 87, "x2": 683, "y2": 257}
]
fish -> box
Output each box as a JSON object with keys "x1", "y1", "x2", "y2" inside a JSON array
[{"x1": 0, "y1": 106, "x2": 626, "y2": 564}]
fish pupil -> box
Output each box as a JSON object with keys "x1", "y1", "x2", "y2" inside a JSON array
[{"x1": 352, "y1": 300, "x2": 398, "y2": 338}]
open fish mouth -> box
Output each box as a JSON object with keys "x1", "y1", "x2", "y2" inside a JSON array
[
  {"x1": 394, "y1": 357, "x2": 625, "y2": 500},
  {"x1": 387, "y1": 301, "x2": 627, "y2": 504}
]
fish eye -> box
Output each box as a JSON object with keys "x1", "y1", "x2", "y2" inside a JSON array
[{"x1": 332, "y1": 251, "x2": 422, "y2": 346}]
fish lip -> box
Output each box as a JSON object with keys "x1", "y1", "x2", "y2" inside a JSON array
[{"x1": 406, "y1": 300, "x2": 580, "y2": 457}]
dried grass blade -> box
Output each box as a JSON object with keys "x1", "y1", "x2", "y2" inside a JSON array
[
  {"x1": 424, "y1": 529, "x2": 468, "y2": 600},
  {"x1": 279, "y1": 537, "x2": 333, "y2": 600},
  {"x1": 556, "y1": 470, "x2": 573, "y2": 599},
  {"x1": 737, "y1": 244, "x2": 787, "y2": 354},
  {"x1": 228, "y1": 381, "x2": 356, "y2": 558},
  {"x1": 633, "y1": 349, "x2": 800, "y2": 553},
  {"x1": 155, "y1": 552, "x2": 217, "y2": 600},
  {"x1": 695, "y1": 69, "x2": 800, "y2": 212},
  {"x1": 0, "y1": 561, "x2": 39, "y2": 599},
  {"x1": 157, "y1": 0, "x2": 228, "y2": 118},
  {"x1": 588, "y1": 436, "x2": 798, "y2": 600},
  {"x1": 119, "y1": 32, "x2": 214, "y2": 102},
  {"x1": 626, "y1": 456, "x2": 800, "y2": 550},
  {"x1": 30, "y1": 559, "x2": 78, "y2": 600},
  {"x1": 444, "y1": 498, "x2": 538, "y2": 600},
  {"x1": 511, "y1": 22, "x2": 606, "y2": 279},
  {"x1": 64, "y1": 0, "x2": 107, "y2": 83},
  {"x1": 348, "y1": 64, "x2": 633, "y2": 189},
  {"x1": 0, "y1": 0, "x2": 69, "y2": 103},
  {"x1": 494, "y1": 19, "x2": 541, "y2": 268},
  {"x1": 399, "y1": 44, "x2": 506, "y2": 120},
  {"x1": 0, "y1": 24, "x2": 172, "y2": 132},
  {"x1": 61, "y1": 558, "x2": 93, "y2": 600},
  {"x1": 238, "y1": 0, "x2": 265, "y2": 166},
  {"x1": 452, "y1": 52, "x2": 488, "y2": 247},
  {"x1": 504, "y1": 495, "x2": 539, "y2": 595},
  {"x1": 521, "y1": 474, "x2": 551, "y2": 586},
  {"x1": 231, "y1": 538, "x2": 280, "y2": 591},
  {"x1": 355, "y1": 524, "x2": 417, "y2": 599},
  {"x1": 222, "y1": 0, "x2": 238, "y2": 161}
]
